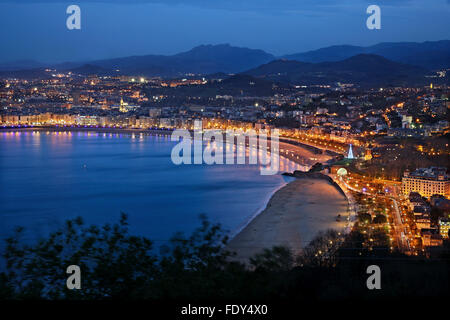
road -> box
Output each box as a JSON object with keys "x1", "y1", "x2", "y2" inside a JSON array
[
  {"x1": 328, "y1": 174, "x2": 357, "y2": 233},
  {"x1": 390, "y1": 197, "x2": 411, "y2": 252},
  {"x1": 334, "y1": 173, "x2": 411, "y2": 252}
]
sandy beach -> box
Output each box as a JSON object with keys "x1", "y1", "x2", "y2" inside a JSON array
[{"x1": 226, "y1": 178, "x2": 349, "y2": 263}]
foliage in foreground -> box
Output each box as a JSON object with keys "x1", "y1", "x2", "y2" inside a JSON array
[{"x1": 0, "y1": 214, "x2": 449, "y2": 300}]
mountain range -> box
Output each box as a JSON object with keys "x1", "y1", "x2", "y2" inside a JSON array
[
  {"x1": 243, "y1": 54, "x2": 428, "y2": 87},
  {"x1": 0, "y1": 41, "x2": 449, "y2": 87},
  {"x1": 86, "y1": 44, "x2": 275, "y2": 76},
  {"x1": 282, "y1": 40, "x2": 450, "y2": 70}
]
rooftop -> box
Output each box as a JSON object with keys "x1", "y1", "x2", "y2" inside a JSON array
[{"x1": 405, "y1": 167, "x2": 448, "y2": 180}]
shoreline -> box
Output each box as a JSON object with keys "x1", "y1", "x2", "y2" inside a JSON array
[
  {"x1": 226, "y1": 177, "x2": 349, "y2": 263},
  {"x1": 0, "y1": 125, "x2": 173, "y2": 136},
  {"x1": 227, "y1": 175, "x2": 296, "y2": 241}
]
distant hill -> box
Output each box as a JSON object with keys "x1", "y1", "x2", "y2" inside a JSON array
[
  {"x1": 241, "y1": 59, "x2": 314, "y2": 77},
  {"x1": 90, "y1": 44, "x2": 275, "y2": 76},
  {"x1": 173, "y1": 44, "x2": 275, "y2": 73},
  {"x1": 207, "y1": 74, "x2": 278, "y2": 96},
  {"x1": 0, "y1": 60, "x2": 46, "y2": 71},
  {"x1": 147, "y1": 74, "x2": 282, "y2": 97},
  {"x1": 1, "y1": 41, "x2": 448, "y2": 84},
  {"x1": 69, "y1": 64, "x2": 113, "y2": 76},
  {"x1": 0, "y1": 44, "x2": 275, "y2": 77},
  {"x1": 243, "y1": 54, "x2": 429, "y2": 87},
  {"x1": 0, "y1": 64, "x2": 116, "y2": 79},
  {"x1": 0, "y1": 54, "x2": 435, "y2": 87},
  {"x1": 0, "y1": 68, "x2": 51, "y2": 79},
  {"x1": 282, "y1": 40, "x2": 450, "y2": 69}
]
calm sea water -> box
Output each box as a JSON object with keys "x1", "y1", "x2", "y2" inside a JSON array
[{"x1": 0, "y1": 130, "x2": 301, "y2": 245}]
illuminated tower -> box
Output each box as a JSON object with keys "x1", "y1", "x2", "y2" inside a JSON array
[
  {"x1": 119, "y1": 97, "x2": 128, "y2": 113},
  {"x1": 347, "y1": 144, "x2": 354, "y2": 159}
]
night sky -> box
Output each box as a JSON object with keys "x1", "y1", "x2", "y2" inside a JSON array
[{"x1": 0, "y1": 0, "x2": 449, "y2": 63}]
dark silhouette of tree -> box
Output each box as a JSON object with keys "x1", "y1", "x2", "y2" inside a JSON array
[
  {"x1": 2, "y1": 214, "x2": 157, "y2": 299},
  {"x1": 297, "y1": 229, "x2": 345, "y2": 268},
  {"x1": 1, "y1": 214, "x2": 449, "y2": 301},
  {"x1": 249, "y1": 246, "x2": 294, "y2": 272},
  {"x1": 372, "y1": 214, "x2": 387, "y2": 224},
  {"x1": 358, "y1": 213, "x2": 372, "y2": 224}
]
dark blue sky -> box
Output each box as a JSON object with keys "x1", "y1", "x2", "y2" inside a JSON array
[{"x1": 0, "y1": 0, "x2": 448, "y2": 63}]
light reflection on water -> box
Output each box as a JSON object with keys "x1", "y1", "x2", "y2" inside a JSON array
[{"x1": 0, "y1": 130, "x2": 305, "y2": 245}]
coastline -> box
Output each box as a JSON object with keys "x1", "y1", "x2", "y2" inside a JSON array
[
  {"x1": 226, "y1": 177, "x2": 349, "y2": 263},
  {"x1": 0, "y1": 125, "x2": 173, "y2": 136},
  {"x1": 227, "y1": 175, "x2": 296, "y2": 241}
]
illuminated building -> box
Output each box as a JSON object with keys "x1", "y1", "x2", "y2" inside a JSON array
[
  {"x1": 402, "y1": 167, "x2": 449, "y2": 198},
  {"x1": 415, "y1": 214, "x2": 431, "y2": 230},
  {"x1": 118, "y1": 98, "x2": 139, "y2": 113},
  {"x1": 364, "y1": 149, "x2": 372, "y2": 161},
  {"x1": 119, "y1": 97, "x2": 128, "y2": 113},
  {"x1": 420, "y1": 229, "x2": 443, "y2": 247},
  {"x1": 439, "y1": 218, "x2": 450, "y2": 239},
  {"x1": 75, "y1": 115, "x2": 99, "y2": 126}
]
